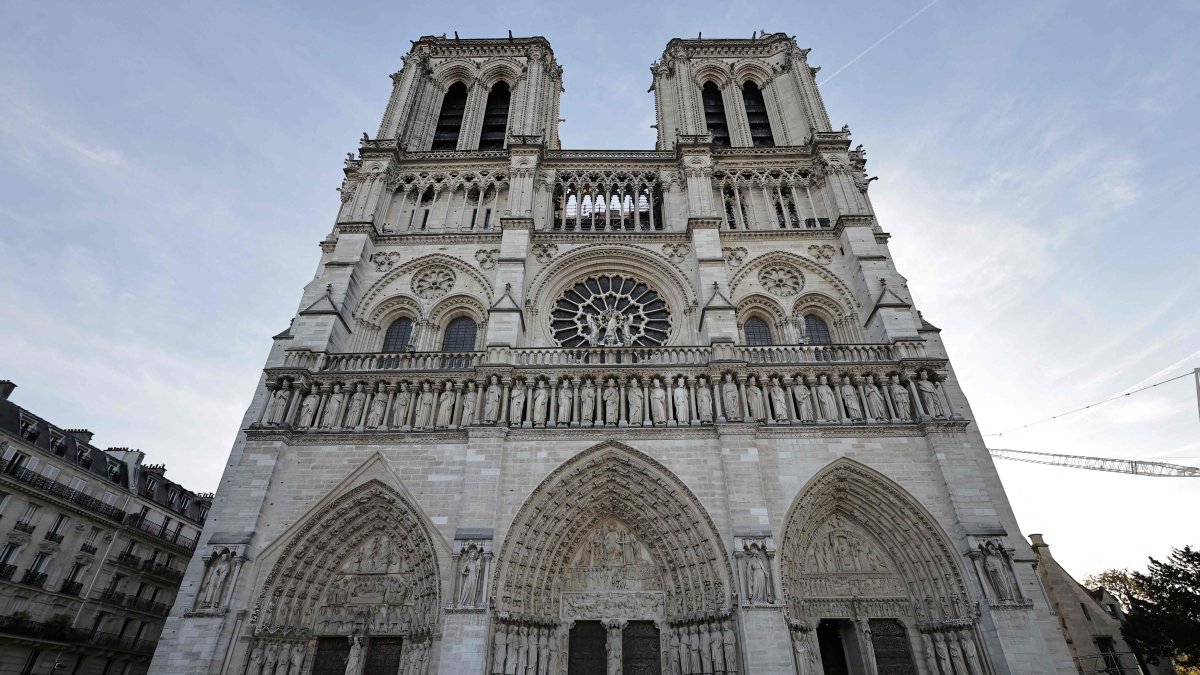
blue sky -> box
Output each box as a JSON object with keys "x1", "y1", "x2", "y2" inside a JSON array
[{"x1": 0, "y1": 1, "x2": 1196, "y2": 578}]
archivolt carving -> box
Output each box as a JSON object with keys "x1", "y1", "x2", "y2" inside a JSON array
[
  {"x1": 431, "y1": 58, "x2": 478, "y2": 88},
  {"x1": 692, "y1": 60, "x2": 734, "y2": 89},
  {"x1": 735, "y1": 293, "x2": 787, "y2": 327},
  {"x1": 731, "y1": 251, "x2": 856, "y2": 309},
  {"x1": 427, "y1": 293, "x2": 489, "y2": 325},
  {"x1": 478, "y1": 58, "x2": 523, "y2": 88},
  {"x1": 354, "y1": 253, "x2": 494, "y2": 320},
  {"x1": 731, "y1": 59, "x2": 774, "y2": 87},
  {"x1": 362, "y1": 294, "x2": 422, "y2": 330},
  {"x1": 492, "y1": 441, "x2": 732, "y2": 620},
  {"x1": 792, "y1": 292, "x2": 851, "y2": 326},
  {"x1": 780, "y1": 459, "x2": 973, "y2": 627},
  {"x1": 249, "y1": 480, "x2": 441, "y2": 637}
]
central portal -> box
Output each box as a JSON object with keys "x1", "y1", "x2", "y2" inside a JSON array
[{"x1": 621, "y1": 622, "x2": 661, "y2": 675}]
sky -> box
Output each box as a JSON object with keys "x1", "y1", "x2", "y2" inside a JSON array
[{"x1": 0, "y1": 0, "x2": 1197, "y2": 580}]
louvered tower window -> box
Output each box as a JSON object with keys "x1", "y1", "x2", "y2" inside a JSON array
[
  {"x1": 701, "y1": 82, "x2": 730, "y2": 148},
  {"x1": 431, "y1": 82, "x2": 468, "y2": 151},
  {"x1": 804, "y1": 314, "x2": 832, "y2": 345},
  {"x1": 382, "y1": 318, "x2": 414, "y2": 352},
  {"x1": 742, "y1": 81, "x2": 774, "y2": 147},
  {"x1": 441, "y1": 317, "x2": 478, "y2": 352},
  {"x1": 479, "y1": 82, "x2": 511, "y2": 150},
  {"x1": 744, "y1": 317, "x2": 773, "y2": 345}
]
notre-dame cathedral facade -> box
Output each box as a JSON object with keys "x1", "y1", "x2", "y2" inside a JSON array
[{"x1": 150, "y1": 34, "x2": 1076, "y2": 675}]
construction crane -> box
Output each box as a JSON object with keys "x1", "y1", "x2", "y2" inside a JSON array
[{"x1": 989, "y1": 448, "x2": 1200, "y2": 477}]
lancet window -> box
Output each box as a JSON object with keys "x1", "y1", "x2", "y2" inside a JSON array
[
  {"x1": 382, "y1": 318, "x2": 414, "y2": 353},
  {"x1": 742, "y1": 81, "x2": 774, "y2": 147},
  {"x1": 479, "y1": 81, "x2": 511, "y2": 150},
  {"x1": 743, "y1": 316, "x2": 773, "y2": 345},
  {"x1": 551, "y1": 171, "x2": 663, "y2": 232},
  {"x1": 714, "y1": 169, "x2": 829, "y2": 231},
  {"x1": 441, "y1": 317, "x2": 478, "y2": 352},
  {"x1": 804, "y1": 314, "x2": 832, "y2": 345},
  {"x1": 384, "y1": 171, "x2": 507, "y2": 232},
  {"x1": 702, "y1": 81, "x2": 731, "y2": 148},
  {"x1": 431, "y1": 82, "x2": 468, "y2": 151}
]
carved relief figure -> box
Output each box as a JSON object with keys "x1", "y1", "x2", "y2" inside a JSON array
[
  {"x1": 344, "y1": 636, "x2": 364, "y2": 675},
  {"x1": 840, "y1": 376, "x2": 864, "y2": 421},
  {"x1": 289, "y1": 643, "x2": 306, "y2": 675},
  {"x1": 365, "y1": 382, "x2": 387, "y2": 428},
  {"x1": 816, "y1": 375, "x2": 838, "y2": 422},
  {"x1": 264, "y1": 382, "x2": 291, "y2": 426},
  {"x1": 435, "y1": 382, "x2": 455, "y2": 427},
  {"x1": 580, "y1": 379, "x2": 596, "y2": 424},
  {"x1": 458, "y1": 547, "x2": 482, "y2": 606},
  {"x1": 918, "y1": 370, "x2": 946, "y2": 417},
  {"x1": 890, "y1": 374, "x2": 912, "y2": 421},
  {"x1": 460, "y1": 381, "x2": 478, "y2": 426},
  {"x1": 493, "y1": 625, "x2": 509, "y2": 675},
  {"x1": 263, "y1": 644, "x2": 280, "y2": 675},
  {"x1": 696, "y1": 377, "x2": 713, "y2": 423},
  {"x1": 603, "y1": 378, "x2": 619, "y2": 424},
  {"x1": 627, "y1": 378, "x2": 644, "y2": 423},
  {"x1": 198, "y1": 550, "x2": 232, "y2": 608},
  {"x1": 245, "y1": 643, "x2": 264, "y2": 675},
  {"x1": 746, "y1": 376, "x2": 767, "y2": 421},
  {"x1": 392, "y1": 383, "x2": 412, "y2": 427},
  {"x1": 483, "y1": 376, "x2": 501, "y2": 423},
  {"x1": 864, "y1": 376, "x2": 887, "y2": 422},
  {"x1": 321, "y1": 384, "x2": 345, "y2": 428},
  {"x1": 297, "y1": 388, "x2": 320, "y2": 429},
  {"x1": 532, "y1": 380, "x2": 549, "y2": 425},
  {"x1": 792, "y1": 379, "x2": 814, "y2": 423},
  {"x1": 650, "y1": 378, "x2": 667, "y2": 424},
  {"x1": 768, "y1": 377, "x2": 789, "y2": 423},
  {"x1": 983, "y1": 541, "x2": 1016, "y2": 601},
  {"x1": 557, "y1": 382, "x2": 572, "y2": 426},
  {"x1": 721, "y1": 374, "x2": 740, "y2": 419},
  {"x1": 345, "y1": 383, "x2": 367, "y2": 427},
  {"x1": 722, "y1": 620, "x2": 738, "y2": 674},
  {"x1": 415, "y1": 382, "x2": 435, "y2": 428},
  {"x1": 673, "y1": 377, "x2": 689, "y2": 424},
  {"x1": 510, "y1": 380, "x2": 527, "y2": 426},
  {"x1": 747, "y1": 547, "x2": 771, "y2": 603},
  {"x1": 584, "y1": 313, "x2": 600, "y2": 346}
]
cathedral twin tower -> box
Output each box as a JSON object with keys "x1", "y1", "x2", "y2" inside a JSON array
[{"x1": 151, "y1": 34, "x2": 1077, "y2": 675}]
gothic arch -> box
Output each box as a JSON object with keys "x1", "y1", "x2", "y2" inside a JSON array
[
  {"x1": 354, "y1": 253, "x2": 495, "y2": 321},
  {"x1": 731, "y1": 60, "x2": 773, "y2": 88},
  {"x1": 431, "y1": 59, "x2": 478, "y2": 89},
  {"x1": 779, "y1": 458, "x2": 972, "y2": 625},
  {"x1": 492, "y1": 441, "x2": 733, "y2": 620},
  {"x1": 736, "y1": 293, "x2": 788, "y2": 343},
  {"x1": 692, "y1": 61, "x2": 733, "y2": 89},
  {"x1": 249, "y1": 477, "x2": 443, "y2": 639},
  {"x1": 478, "y1": 58, "x2": 522, "y2": 88},
  {"x1": 731, "y1": 251, "x2": 858, "y2": 311}
]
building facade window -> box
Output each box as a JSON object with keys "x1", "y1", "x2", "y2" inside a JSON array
[
  {"x1": 431, "y1": 82, "x2": 468, "y2": 151},
  {"x1": 49, "y1": 514, "x2": 68, "y2": 536},
  {"x1": 479, "y1": 81, "x2": 511, "y2": 150},
  {"x1": 742, "y1": 81, "x2": 774, "y2": 147},
  {"x1": 18, "y1": 503, "x2": 40, "y2": 526},
  {"x1": 382, "y1": 318, "x2": 415, "y2": 353},
  {"x1": 440, "y1": 317, "x2": 478, "y2": 352},
  {"x1": 701, "y1": 81, "x2": 730, "y2": 148},
  {"x1": 804, "y1": 314, "x2": 832, "y2": 345},
  {"x1": 743, "y1": 317, "x2": 773, "y2": 345}
]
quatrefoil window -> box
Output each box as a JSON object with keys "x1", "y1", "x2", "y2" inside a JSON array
[{"x1": 551, "y1": 275, "x2": 671, "y2": 347}]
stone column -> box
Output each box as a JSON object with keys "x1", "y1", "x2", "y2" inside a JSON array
[
  {"x1": 548, "y1": 380, "x2": 558, "y2": 427},
  {"x1": 602, "y1": 619, "x2": 627, "y2": 675},
  {"x1": 571, "y1": 378, "x2": 581, "y2": 428}
]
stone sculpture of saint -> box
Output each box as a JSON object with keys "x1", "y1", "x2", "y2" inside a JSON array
[
  {"x1": 650, "y1": 378, "x2": 667, "y2": 424},
  {"x1": 392, "y1": 383, "x2": 412, "y2": 427},
  {"x1": 584, "y1": 313, "x2": 599, "y2": 346},
  {"x1": 344, "y1": 636, "x2": 364, "y2": 675},
  {"x1": 492, "y1": 625, "x2": 509, "y2": 675},
  {"x1": 435, "y1": 382, "x2": 455, "y2": 427},
  {"x1": 345, "y1": 383, "x2": 367, "y2": 427},
  {"x1": 532, "y1": 380, "x2": 548, "y2": 425},
  {"x1": 365, "y1": 383, "x2": 387, "y2": 429},
  {"x1": 793, "y1": 381, "x2": 815, "y2": 423},
  {"x1": 557, "y1": 382, "x2": 572, "y2": 426},
  {"x1": 864, "y1": 376, "x2": 887, "y2": 421},
  {"x1": 721, "y1": 374, "x2": 740, "y2": 420},
  {"x1": 245, "y1": 643, "x2": 264, "y2": 675},
  {"x1": 696, "y1": 377, "x2": 713, "y2": 423},
  {"x1": 460, "y1": 382, "x2": 478, "y2": 426},
  {"x1": 627, "y1": 378, "x2": 644, "y2": 423},
  {"x1": 546, "y1": 629, "x2": 559, "y2": 675},
  {"x1": 948, "y1": 634, "x2": 970, "y2": 675},
  {"x1": 748, "y1": 549, "x2": 770, "y2": 603},
  {"x1": 604, "y1": 312, "x2": 619, "y2": 346},
  {"x1": 509, "y1": 380, "x2": 526, "y2": 426},
  {"x1": 580, "y1": 379, "x2": 596, "y2": 424},
  {"x1": 746, "y1": 376, "x2": 767, "y2": 421},
  {"x1": 673, "y1": 377, "x2": 689, "y2": 424},
  {"x1": 537, "y1": 628, "x2": 550, "y2": 675},
  {"x1": 917, "y1": 370, "x2": 946, "y2": 417},
  {"x1": 265, "y1": 382, "x2": 290, "y2": 426},
  {"x1": 514, "y1": 626, "x2": 529, "y2": 675},
  {"x1": 816, "y1": 375, "x2": 838, "y2": 422},
  {"x1": 415, "y1": 382, "x2": 435, "y2": 428},
  {"x1": 603, "y1": 379, "x2": 619, "y2": 424},
  {"x1": 668, "y1": 630, "x2": 682, "y2": 675},
  {"x1": 768, "y1": 378, "x2": 789, "y2": 423},
  {"x1": 688, "y1": 626, "x2": 702, "y2": 673},
  {"x1": 321, "y1": 384, "x2": 345, "y2": 429},
  {"x1": 984, "y1": 543, "x2": 1015, "y2": 601},
  {"x1": 840, "y1": 376, "x2": 864, "y2": 421},
  {"x1": 297, "y1": 389, "x2": 320, "y2": 429},
  {"x1": 263, "y1": 644, "x2": 280, "y2": 674},
  {"x1": 483, "y1": 376, "x2": 501, "y2": 423},
  {"x1": 709, "y1": 623, "x2": 724, "y2": 673},
  {"x1": 890, "y1": 374, "x2": 912, "y2": 421},
  {"x1": 289, "y1": 643, "x2": 306, "y2": 675},
  {"x1": 458, "y1": 547, "x2": 481, "y2": 605},
  {"x1": 722, "y1": 621, "x2": 738, "y2": 675},
  {"x1": 616, "y1": 312, "x2": 632, "y2": 346}
]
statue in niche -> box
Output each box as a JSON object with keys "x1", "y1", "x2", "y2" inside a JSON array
[
  {"x1": 245, "y1": 643, "x2": 264, "y2": 675},
  {"x1": 458, "y1": 546, "x2": 482, "y2": 605},
  {"x1": 840, "y1": 376, "x2": 864, "y2": 421},
  {"x1": 948, "y1": 633, "x2": 969, "y2": 675},
  {"x1": 668, "y1": 630, "x2": 682, "y2": 675},
  {"x1": 983, "y1": 541, "x2": 1016, "y2": 601},
  {"x1": 365, "y1": 382, "x2": 387, "y2": 428},
  {"x1": 864, "y1": 376, "x2": 887, "y2": 421},
  {"x1": 557, "y1": 381, "x2": 572, "y2": 426},
  {"x1": 415, "y1": 382, "x2": 435, "y2": 428},
  {"x1": 321, "y1": 384, "x2": 345, "y2": 428},
  {"x1": 392, "y1": 383, "x2": 412, "y2": 427},
  {"x1": 708, "y1": 623, "x2": 723, "y2": 672},
  {"x1": 492, "y1": 626, "x2": 508, "y2": 675},
  {"x1": 265, "y1": 382, "x2": 291, "y2": 426},
  {"x1": 890, "y1": 374, "x2": 912, "y2": 421},
  {"x1": 602, "y1": 378, "x2": 619, "y2": 424},
  {"x1": 746, "y1": 376, "x2": 767, "y2": 421},
  {"x1": 460, "y1": 381, "x2": 478, "y2": 426},
  {"x1": 673, "y1": 377, "x2": 689, "y2": 423},
  {"x1": 769, "y1": 377, "x2": 789, "y2": 423},
  {"x1": 288, "y1": 643, "x2": 305, "y2": 675},
  {"x1": 537, "y1": 628, "x2": 550, "y2": 675},
  {"x1": 515, "y1": 626, "x2": 529, "y2": 675},
  {"x1": 721, "y1": 373, "x2": 740, "y2": 419},
  {"x1": 604, "y1": 311, "x2": 620, "y2": 346},
  {"x1": 650, "y1": 378, "x2": 667, "y2": 424},
  {"x1": 696, "y1": 377, "x2": 713, "y2": 423},
  {"x1": 510, "y1": 380, "x2": 527, "y2": 426},
  {"x1": 689, "y1": 626, "x2": 702, "y2": 673},
  {"x1": 961, "y1": 630, "x2": 984, "y2": 675},
  {"x1": 816, "y1": 375, "x2": 838, "y2": 421},
  {"x1": 627, "y1": 378, "x2": 644, "y2": 423},
  {"x1": 917, "y1": 370, "x2": 946, "y2": 417},
  {"x1": 793, "y1": 380, "x2": 816, "y2": 423},
  {"x1": 580, "y1": 379, "x2": 596, "y2": 424},
  {"x1": 435, "y1": 382, "x2": 455, "y2": 427},
  {"x1": 747, "y1": 547, "x2": 771, "y2": 603},
  {"x1": 344, "y1": 636, "x2": 364, "y2": 675},
  {"x1": 197, "y1": 549, "x2": 232, "y2": 608},
  {"x1": 483, "y1": 376, "x2": 501, "y2": 424},
  {"x1": 532, "y1": 380, "x2": 549, "y2": 425},
  {"x1": 297, "y1": 388, "x2": 320, "y2": 429},
  {"x1": 345, "y1": 383, "x2": 367, "y2": 426}
]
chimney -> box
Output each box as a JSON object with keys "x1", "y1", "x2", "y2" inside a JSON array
[
  {"x1": 1029, "y1": 533, "x2": 1048, "y2": 551},
  {"x1": 0, "y1": 380, "x2": 15, "y2": 400},
  {"x1": 65, "y1": 428, "x2": 95, "y2": 445}
]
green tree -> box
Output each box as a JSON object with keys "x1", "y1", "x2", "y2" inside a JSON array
[
  {"x1": 1083, "y1": 568, "x2": 1145, "y2": 610},
  {"x1": 1121, "y1": 546, "x2": 1200, "y2": 670}
]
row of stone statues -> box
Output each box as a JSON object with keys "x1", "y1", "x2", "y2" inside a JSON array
[
  {"x1": 491, "y1": 623, "x2": 558, "y2": 675},
  {"x1": 666, "y1": 620, "x2": 738, "y2": 675},
  {"x1": 256, "y1": 369, "x2": 952, "y2": 431},
  {"x1": 244, "y1": 640, "x2": 305, "y2": 675}
]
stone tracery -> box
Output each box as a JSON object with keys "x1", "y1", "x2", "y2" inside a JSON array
[{"x1": 550, "y1": 274, "x2": 671, "y2": 348}]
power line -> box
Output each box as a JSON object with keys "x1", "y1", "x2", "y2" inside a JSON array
[{"x1": 983, "y1": 371, "x2": 1193, "y2": 437}]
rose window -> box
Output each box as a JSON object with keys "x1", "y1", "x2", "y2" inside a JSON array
[
  {"x1": 759, "y1": 266, "x2": 803, "y2": 296},
  {"x1": 412, "y1": 266, "x2": 456, "y2": 299},
  {"x1": 551, "y1": 275, "x2": 671, "y2": 347}
]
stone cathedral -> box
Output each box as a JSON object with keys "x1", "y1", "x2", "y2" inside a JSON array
[{"x1": 150, "y1": 34, "x2": 1077, "y2": 675}]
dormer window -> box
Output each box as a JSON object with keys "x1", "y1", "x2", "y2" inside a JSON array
[{"x1": 167, "y1": 489, "x2": 179, "y2": 509}]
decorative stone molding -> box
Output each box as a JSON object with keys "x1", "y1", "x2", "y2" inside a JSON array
[
  {"x1": 808, "y1": 244, "x2": 835, "y2": 264},
  {"x1": 758, "y1": 265, "x2": 804, "y2": 297},
  {"x1": 661, "y1": 242, "x2": 690, "y2": 264},
  {"x1": 531, "y1": 242, "x2": 558, "y2": 263},
  {"x1": 411, "y1": 265, "x2": 456, "y2": 299},
  {"x1": 474, "y1": 248, "x2": 500, "y2": 270}
]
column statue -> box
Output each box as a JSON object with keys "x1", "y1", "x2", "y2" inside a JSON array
[
  {"x1": 365, "y1": 382, "x2": 387, "y2": 428},
  {"x1": 769, "y1": 377, "x2": 789, "y2": 423},
  {"x1": 435, "y1": 382, "x2": 455, "y2": 427},
  {"x1": 864, "y1": 376, "x2": 887, "y2": 422},
  {"x1": 917, "y1": 370, "x2": 946, "y2": 417},
  {"x1": 746, "y1": 376, "x2": 767, "y2": 421},
  {"x1": 557, "y1": 381, "x2": 573, "y2": 426},
  {"x1": 696, "y1": 377, "x2": 714, "y2": 423},
  {"x1": 392, "y1": 382, "x2": 412, "y2": 427},
  {"x1": 673, "y1": 377, "x2": 689, "y2": 424},
  {"x1": 793, "y1": 379, "x2": 815, "y2": 423},
  {"x1": 890, "y1": 374, "x2": 912, "y2": 421},
  {"x1": 721, "y1": 374, "x2": 740, "y2": 420},
  {"x1": 840, "y1": 376, "x2": 864, "y2": 421},
  {"x1": 510, "y1": 380, "x2": 527, "y2": 426},
  {"x1": 815, "y1": 375, "x2": 837, "y2": 422},
  {"x1": 650, "y1": 378, "x2": 668, "y2": 424},
  {"x1": 603, "y1": 379, "x2": 619, "y2": 424},
  {"x1": 627, "y1": 378, "x2": 644, "y2": 423},
  {"x1": 483, "y1": 375, "x2": 502, "y2": 424},
  {"x1": 460, "y1": 381, "x2": 478, "y2": 426},
  {"x1": 580, "y1": 379, "x2": 596, "y2": 425}
]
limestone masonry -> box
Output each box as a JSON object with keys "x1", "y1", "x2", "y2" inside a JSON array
[{"x1": 149, "y1": 33, "x2": 1079, "y2": 675}]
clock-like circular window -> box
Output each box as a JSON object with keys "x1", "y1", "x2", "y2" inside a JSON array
[{"x1": 551, "y1": 274, "x2": 671, "y2": 347}]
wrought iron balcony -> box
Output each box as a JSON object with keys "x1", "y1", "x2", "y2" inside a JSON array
[
  {"x1": 115, "y1": 551, "x2": 143, "y2": 569},
  {"x1": 19, "y1": 569, "x2": 47, "y2": 588},
  {"x1": 1, "y1": 463, "x2": 126, "y2": 523},
  {"x1": 0, "y1": 563, "x2": 15, "y2": 580},
  {"x1": 60, "y1": 579, "x2": 83, "y2": 596},
  {"x1": 80, "y1": 543, "x2": 98, "y2": 555},
  {"x1": 98, "y1": 588, "x2": 126, "y2": 606},
  {"x1": 44, "y1": 531, "x2": 64, "y2": 543},
  {"x1": 12, "y1": 520, "x2": 35, "y2": 534},
  {"x1": 0, "y1": 615, "x2": 155, "y2": 655},
  {"x1": 125, "y1": 514, "x2": 197, "y2": 551},
  {"x1": 125, "y1": 595, "x2": 170, "y2": 616},
  {"x1": 141, "y1": 559, "x2": 184, "y2": 583}
]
